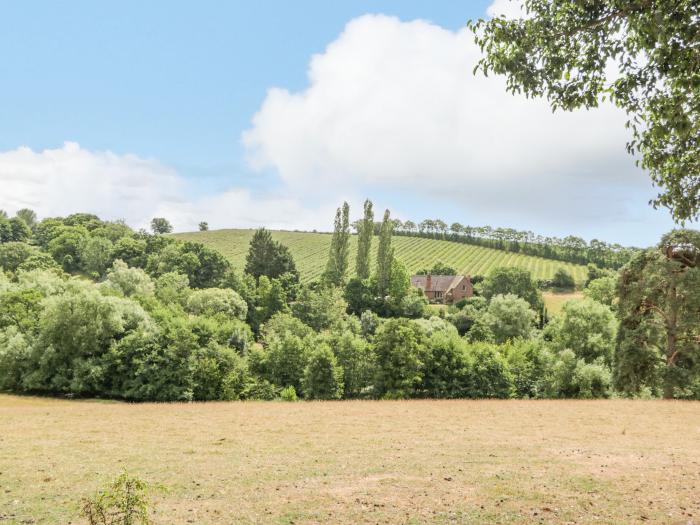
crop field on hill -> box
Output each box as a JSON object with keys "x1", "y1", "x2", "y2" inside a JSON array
[
  {"x1": 2, "y1": 395, "x2": 698, "y2": 525},
  {"x1": 175, "y1": 229, "x2": 587, "y2": 283}
]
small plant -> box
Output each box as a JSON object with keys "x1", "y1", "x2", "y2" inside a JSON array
[
  {"x1": 279, "y1": 385, "x2": 298, "y2": 401},
  {"x1": 81, "y1": 472, "x2": 154, "y2": 525}
]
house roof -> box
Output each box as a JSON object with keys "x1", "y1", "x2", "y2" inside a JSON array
[{"x1": 410, "y1": 275, "x2": 468, "y2": 293}]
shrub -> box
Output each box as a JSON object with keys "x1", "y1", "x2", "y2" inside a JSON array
[
  {"x1": 302, "y1": 345, "x2": 344, "y2": 400},
  {"x1": 80, "y1": 472, "x2": 155, "y2": 525},
  {"x1": 279, "y1": 385, "x2": 298, "y2": 401}
]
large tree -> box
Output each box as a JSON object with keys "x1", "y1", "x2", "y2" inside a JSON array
[
  {"x1": 355, "y1": 199, "x2": 374, "y2": 280},
  {"x1": 323, "y1": 202, "x2": 351, "y2": 286},
  {"x1": 375, "y1": 209, "x2": 394, "y2": 297},
  {"x1": 471, "y1": 1, "x2": 700, "y2": 221},
  {"x1": 615, "y1": 229, "x2": 700, "y2": 398},
  {"x1": 244, "y1": 228, "x2": 299, "y2": 282}
]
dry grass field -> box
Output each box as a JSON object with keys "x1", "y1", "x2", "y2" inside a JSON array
[
  {"x1": 1, "y1": 396, "x2": 699, "y2": 525},
  {"x1": 542, "y1": 291, "x2": 585, "y2": 316}
]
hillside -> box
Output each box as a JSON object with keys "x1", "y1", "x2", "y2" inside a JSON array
[{"x1": 175, "y1": 229, "x2": 588, "y2": 283}]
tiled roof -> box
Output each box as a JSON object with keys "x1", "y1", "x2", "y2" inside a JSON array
[{"x1": 410, "y1": 275, "x2": 467, "y2": 293}]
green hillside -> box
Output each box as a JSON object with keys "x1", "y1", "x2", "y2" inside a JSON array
[{"x1": 176, "y1": 229, "x2": 587, "y2": 283}]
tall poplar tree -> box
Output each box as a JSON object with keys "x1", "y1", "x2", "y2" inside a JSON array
[
  {"x1": 323, "y1": 202, "x2": 351, "y2": 286},
  {"x1": 376, "y1": 209, "x2": 394, "y2": 297},
  {"x1": 355, "y1": 199, "x2": 374, "y2": 279}
]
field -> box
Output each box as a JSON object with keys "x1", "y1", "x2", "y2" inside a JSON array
[
  {"x1": 2, "y1": 396, "x2": 699, "y2": 525},
  {"x1": 542, "y1": 291, "x2": 585, "y2": 315},
  {"x1": 175, "y1": 229, "x2": 587, "y2": 283}
]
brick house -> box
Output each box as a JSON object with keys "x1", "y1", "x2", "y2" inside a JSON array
[{"x1": 410, "y1": 274, "x2": 473, "y2": 304}]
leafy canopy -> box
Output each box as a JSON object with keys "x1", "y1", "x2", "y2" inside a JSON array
[{"x1": 471, "y1": 1, "x2": 700, "y2": 221}]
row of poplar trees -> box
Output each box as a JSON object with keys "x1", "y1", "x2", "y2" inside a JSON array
[{"x1": 322, "y1": 199, "x2": 394, "y2": 295}]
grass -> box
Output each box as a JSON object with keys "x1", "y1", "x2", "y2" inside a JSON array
[
  {"x1": 174, "y1": 229, "x2": 588, "y2": 283},
  {"x1": 542, "y1": 291, "x2": 585, "y2": 316},
  {"x1": 2, "y1": 395, "x2": 699, "y2": 524}
]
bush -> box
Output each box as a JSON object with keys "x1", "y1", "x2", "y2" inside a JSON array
[
  {"x1": 551, "y1": 268, "x2": 576, "y2": 289},
  {"x1": 302, "y1": 345, "x2": 344, "y2": 400},
  {"x1": 279, "y1": 385, "x2": 298, "y2": 401},
  {"x1": 186, "y1": 288, "x2": 247, "y2": 320},
  {"x1": 81, "y1": 472, "x2": 155, "y2": 525}
]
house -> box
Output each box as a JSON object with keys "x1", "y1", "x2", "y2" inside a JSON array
[{"x1": 410, "y1": 274, "x2": 473, "y2": 304}]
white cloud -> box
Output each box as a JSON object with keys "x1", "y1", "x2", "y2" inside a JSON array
[
  {"x1": 243, "y1": 14, "x2": 671, "y2": 241},
  {"x1": 0, "y1": 142, "x2": 335, "y2": 232},
  {"x1": 486, "y1": 0, "x2": 525, "y2": 18}
]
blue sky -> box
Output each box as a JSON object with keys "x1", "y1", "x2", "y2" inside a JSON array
[{"x1": 0, "y1": 0, "x2": 678, "y2": 245}]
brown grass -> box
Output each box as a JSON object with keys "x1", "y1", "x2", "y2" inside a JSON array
[
  {"x1": 1, "y1": 395, "x2": 699, "y2": 524},
  {"x1": 542, "y1": 291, "x2": 584, "y2": 316}
]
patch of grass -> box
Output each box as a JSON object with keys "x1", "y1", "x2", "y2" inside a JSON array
[
  {"x1": 543, "y1": 291, "x2": 584, "y2": 315},
  {"x1": 174, "y1": 229, "x2": 588, "y2": 283},
  {"x1": 2, "y1": 395, "x2": 699, "y2": 524}
]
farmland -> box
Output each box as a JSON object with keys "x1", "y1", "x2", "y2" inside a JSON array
[
  {"x1": 2, "y1": 395, "x2": 699, "y2": 525},
  {"x1": 175, "y1": 229, "x2": 587, "y2": 283}
]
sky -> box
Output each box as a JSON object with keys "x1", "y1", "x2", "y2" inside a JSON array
[{"x1": 0, "y1": 0, "x2": 679, "y2": 246}]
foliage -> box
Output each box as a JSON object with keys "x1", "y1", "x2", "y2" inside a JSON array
[
  {"x1": 551, "y1": 268, "x2": 576, "y2": 289},
  {"x1": 373, "y1": 318, "x2": 426, "y2": 399},
  {"x1": 480, "y1": 266, "x2": 542, "y2": 310},
  {"x1": 150, "y1": 217, "x2": 173, "y2": 235},
  {"x1": 198, "y1": 221, "x2": 209, "y2": 232},
  {"x1": 103, "y1": 260, "x2": 155, "y2": 297},
  {"x1": 302, "y1": 344, "x2": 344, "y2": 400},
  {"x1": 615, "y1": 229, "x2": 700, "y2": 398},
  {"x1": 484, "y1": 293, "x2": 536, "y2": 344},
  {"x1": 416, "y1": 261, "x2": 457, "y2": 275},
  {"x1": 549, "y1": 298, "x2": 617, "y2": 365},
  {"x1": 355, "y1": 199, "x2": 374, "y2": 280},
  {"x1": 375, "y1": 209, "x2": 394, "y2": 297},
  {"x1": 279, "y1": 385, "x2": 298, "y2": 401},
  {"x1": 185, "y1": 288, "x2": 247, "y2": 320},
  {"x1": 471, "y1": 1, "x2": 700, "y2": 221},
  {"x1": 322, "y1": 201, "x2": 351, "y2": 286},
  {"x1": 81, "y1": 471, "x2": 155, "y2": 525},
  {"x1": 584, "y1": 276, "x2": 618, "y2": 308},
  {"x1": 244, "y1": 228, "x2": 299, "y2": 282},
  {"x1": 549, "y1": 350, "x2": 612, "y2": 399}
]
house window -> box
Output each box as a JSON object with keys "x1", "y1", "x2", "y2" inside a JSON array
[
  {"x1": 436, "y1": 291, "x2": 443, "y2": 298},
  {"x1": 462, "y1": 285, "x2": 466, "y2": 291}
]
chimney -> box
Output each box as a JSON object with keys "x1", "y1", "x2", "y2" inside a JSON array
[{"x1": 426, "y1": 274, "x2": 432, "y2": 292}]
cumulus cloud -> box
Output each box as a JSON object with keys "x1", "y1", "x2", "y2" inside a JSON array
[
  {"x1": 486, "y1": 0, "x2": 525, "y2": 18},
  {"x1": 0, "y1": 142, "x2": 335, "y2": 232},
  {"x1": 243, "y1": 13, "x2": 669, "y2": 239}
]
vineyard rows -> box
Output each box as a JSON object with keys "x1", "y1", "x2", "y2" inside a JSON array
[{"x1": 176, "y1": 229, "x2": 588, "y2": 283}]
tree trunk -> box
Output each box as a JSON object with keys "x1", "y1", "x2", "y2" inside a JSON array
[{"x1": 664, "y1": 275, "x2": 679, "y2": 400}]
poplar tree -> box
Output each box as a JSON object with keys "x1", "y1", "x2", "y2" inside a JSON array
[
  {"x1": 323, "y1": 202, "x2": 351, "y2": 286},
  {"x1": 376, "y1": 209, "x2": 394, "y2": 297},
  {"x1": 355, "y1": 199, "x2": 374, "y2": 279}
]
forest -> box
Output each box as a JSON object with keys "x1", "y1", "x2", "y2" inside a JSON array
[{"x1": 0, "y1": 203, "x2": 698, "y2": 402}]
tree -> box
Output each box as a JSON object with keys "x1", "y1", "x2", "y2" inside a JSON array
[
  {"x1": 549, "y1": 298, "x2": 617, "y2": 365},
  {"x1": 15, "y1": 208, "x2": 37, "y2": 229},
  {"x1": 552, "y1": 268, "x2": 576, "y2": 289},
  {"x1": 80, "y1": 236, "x2": 114, "y2": 277},
  {"x1": 373, "y1": 318, "x2": 426, "y2": 399},
  {"x1": 417, "y1": 261, "x2": 457, "y2": 275},
  {"x1": 375, "y1": 209, "x2": 394, "y2": 297},
  {"x1": 244, "y1": 228, "x2": 299, "y2": 282},
  {"x1": 292, "y1": 285, "x2": 348, "y2": 331},
  {"x1": 615, "y1": 229, "x2": 700, "y2": 398},
  {"x1": 326, "y1": 330, "x2": 375, "y2": 398},
  {"x1": 150, "y1": 217, "x2": 173, "y2": 235},
  {"x1": 323, "y1": 202, "x2": 351, "y2": 286},
  {"x1": 480, "y1": 266, "x2": 542, "y2": 310},
  {"x1": 472, "y1": 1, "x2": 700, "y2": 221},
  {"x1": 484, "y1": 294, "x2": 536, "y2": 344},
  {"x1": 302, "y1": 344, "x2": 344, "y2": 400},
  {"x1": 102, "y1": 260, "x2": 155, "y2": 297},
  {"x1": 198, "y1": 221, "x2": 209, "y2": 232},
  {"x1": 584, "y1": 276, "x2": 618, "y2": 308},
  {"x1": 186, "y1": 288, "x2": 247, "y2": 320},
  {"x1": 355, "y1": 199, "x2": 374, "y2": 279}
]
